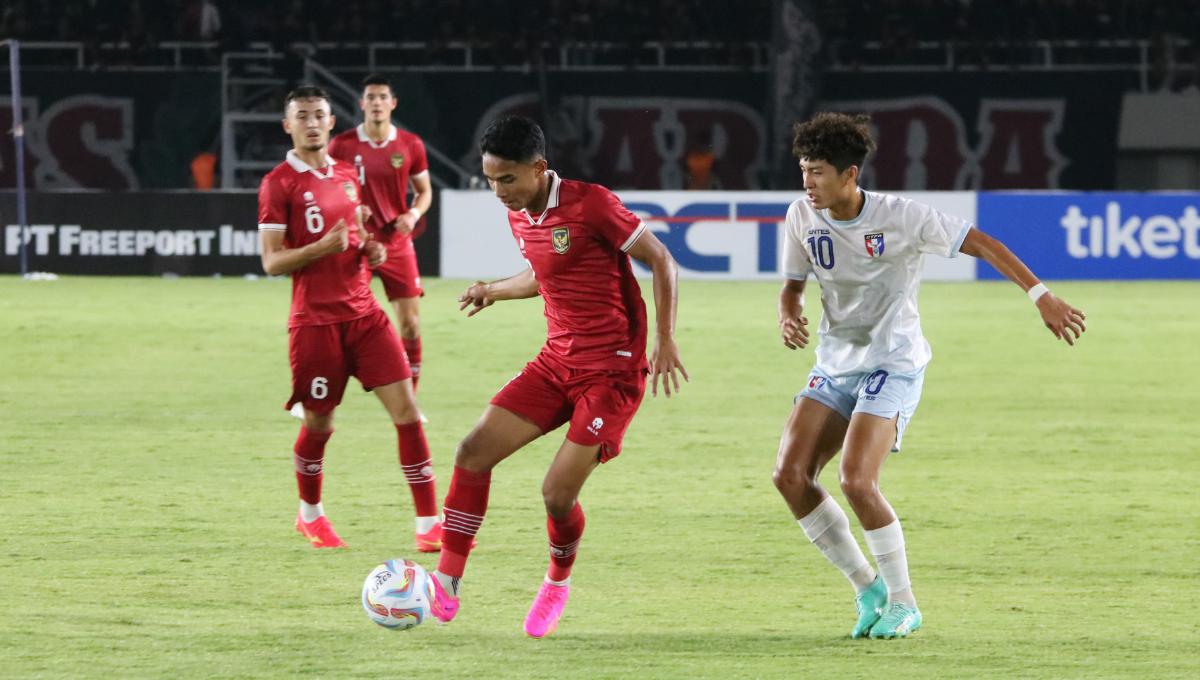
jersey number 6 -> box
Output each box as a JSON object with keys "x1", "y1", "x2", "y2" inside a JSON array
[{"x1": 305, "y1": 205, "x2": 325, "y2": 234}]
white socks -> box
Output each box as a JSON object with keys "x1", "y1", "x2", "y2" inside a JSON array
[
  {"x1": 302, "y1": 505, "x2": 440, "y2": 538},
  {"x1": 415, "y1": 515, "x2": 439, "y2": 534},
  {"x1": 798, "y1": 496, "x2": 876, "y2": 593},
  {"x1": 299, "y1": 500, "x2": 324, "y2": 523},
  {"x1": 864, "y1": 519, "x2": 916, "y2": 605},
  {"x1": 433, "y1": 570, "x2": 460, "y2": 597},
  {"x1": 798, "y1": 498, "x2": 918, "y2": 605}
]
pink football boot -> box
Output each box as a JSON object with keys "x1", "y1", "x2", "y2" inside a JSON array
[{"x1": 523, "y1": 581, "x2": 569, "y2": 638}]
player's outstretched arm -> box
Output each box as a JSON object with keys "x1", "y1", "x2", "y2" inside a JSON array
[
  {"x1": 260, "y1": 219, "x2": 350, "y2": 276},
  {"x1": 458, "y1": 267, "x2": 540, "y2": 317},
  {"x1": 627, "y1": 229, "x2": 689, "y2": 397},
  {"x1": 959, "y1": 227, "x2": 1087, "y2": 345},
  {"x1": 778, "y1": 278, "x2": 810, "y2": 350}
]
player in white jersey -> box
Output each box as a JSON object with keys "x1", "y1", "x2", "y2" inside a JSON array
[{"x1": 773, "y1": 112, "x2": 1086, "y2": 639}]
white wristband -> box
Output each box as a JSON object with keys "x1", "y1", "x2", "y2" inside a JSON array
[
  {"x1": 407, "y1": 208, "x2": 422, "y2": 220},
  {"x1": 1027, "y1": 283, "x2": 1049, "y2": 303}
]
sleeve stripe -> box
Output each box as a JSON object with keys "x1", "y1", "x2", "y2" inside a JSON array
[
  {"x1": 784, "y1": 272, "x2": 811, "y2": 281},
  {"x1": 258, "y1": 223, "x2": 286, "y2": 231},
  {"x1": 947, "y1": 223, "x2": 973, "y2": 258},
  {"x1": 620, "y1": 221, "x2": 648, "y2": 252},
  {"x1": 410, "y1": 170, "x2": 430, "y2": 179}
]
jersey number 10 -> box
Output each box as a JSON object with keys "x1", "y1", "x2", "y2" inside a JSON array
[{"x1": 807, "y1": 235, "x2": 835, "y2": 270}]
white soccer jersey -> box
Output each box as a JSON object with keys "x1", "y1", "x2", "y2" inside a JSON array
[{"x1": 782, "y1": 190, "x2": 972, "y2": 377}]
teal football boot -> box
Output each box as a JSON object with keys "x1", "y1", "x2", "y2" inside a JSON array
[
  {"x1": 869, "y1": 601, "x2": 922, "y2": 639},
  {"x1": 851, "y1": 576, "x2": 888, "y2": 639}
]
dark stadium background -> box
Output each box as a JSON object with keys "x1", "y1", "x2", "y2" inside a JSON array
[{"x1": 2, "y1": 0, "x2": 1197, "y2": 276}]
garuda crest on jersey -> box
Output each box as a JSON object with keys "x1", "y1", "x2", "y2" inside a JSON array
[
  {"x1": 864, "y1": 232, "x2": 885, "y2": 257},
  {"x1": 390, "y1": 153, "x2": 405, "y2": 169},
  {"x1": 551, "y1": 227, "x2": 570, "y2": 254},
  {"x1": 342, "y1": 182, "x2": 358, "y2": 202}
]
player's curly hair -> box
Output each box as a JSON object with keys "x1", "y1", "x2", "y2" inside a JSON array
[
  {"x1": 479, "y1": 116, "x2": 545, "y2": 163},
  {"x1": 791, "y1": 112, "x2": 876, "y2": 172}
]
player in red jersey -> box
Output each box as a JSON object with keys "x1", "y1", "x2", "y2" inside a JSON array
[
  {"x1": 328, "y1": 74, "x2": 432, "y2": 397},
  {"x1": 426, "y1": 116, "x2": 688, "y2": 637},
  {"x1": 258, "y1": 86, "x2": 444, "y2": 552}
]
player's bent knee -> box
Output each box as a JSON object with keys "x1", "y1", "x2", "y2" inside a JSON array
[
  {"x1": 454, "y1": 435, "x2": 494, "y2": 473},
  {"x1": 400, "y1": 317, "x2": 420, "y2": 338},
  {"x1": 388, "y1": 393, "x2": 422, "y2": 426},
  {"x1": 304, "y1": 411, "x2": 335, "y2": 432},
  {"x1": 772, "y1": 465, "x2": 817, "y2": 496},
  {"x1": 838, "y1": 471, "x2": 878, "y2": 502},
  {"x1": 541, "y1": 487, "x2": 577, "y2": 517},
  {"x1": 389, "y1": 399, "x2": 420, "y2": 425}
]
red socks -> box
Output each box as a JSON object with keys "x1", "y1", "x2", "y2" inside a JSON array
[
  {"x1": 395, "y1": 421, "x2": 438, "y2": 517},
  {"x1": 547, "y1": 502, "x2": 586, "y2": 582},
  {"x1": 402, "y1": 337, "x2": 422, "y2": 391},
  {"x1": 433, "y1": 467, "x2": 587, "y2": 584},
  {"x1": 437, "y1": 466, "x2": 491, "y2": 578},
  {"x1": 293, "y1": 426, "x2": 332, "y2": 504}
]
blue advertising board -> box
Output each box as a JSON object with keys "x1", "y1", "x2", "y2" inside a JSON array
[
  {"x1": 441, "y1": 190, "x2": 978, "y2": 281},
  {"x1": 976, "y1": 193, "x2": 1200, "y2": 280}
]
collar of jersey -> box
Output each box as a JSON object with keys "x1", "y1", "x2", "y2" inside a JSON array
[
  {"x1": 286, "y1": 150, "x2": 337, "y2": 179},
  {"x1": 821, "y1": 189, "x2": 872, "y2": 228},
  {"x1": 356, "y1": 123, "x2": 397, "y2": 148},
  {"x1": 520, "y1": 170, "x2": 563, "y2": 226}
]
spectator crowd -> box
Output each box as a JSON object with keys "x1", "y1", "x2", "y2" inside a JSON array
[{"x1": 0, "y1": 0, "x2": 1195, "y2": 70}]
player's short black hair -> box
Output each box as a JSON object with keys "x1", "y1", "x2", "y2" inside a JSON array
[
  {"x1": 284, "y1": 85, "x2": 330, "y2": 113},
  {"x1": 792, "y1": 112, "x2": 877, "y2": 173},
  {"x1": 478, "y1": 116, "x2": 545, "y2": 163},
  {"x1": 360, "y1": 73, "x2": 393, "y2": 94}
]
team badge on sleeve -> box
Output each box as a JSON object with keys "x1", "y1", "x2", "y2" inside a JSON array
[
  {"x1": 390, "y1": 153, "x2": 405, "y2": 169},
  {"x1": 551, "y1": 227, "x2": 571, "y2": 254},
  {"x1": 864, "y1": 232, "x2": 885, "y2": 257},
  {"x1": 342, "y1": 182, "x2": 358, "y2": 202}
]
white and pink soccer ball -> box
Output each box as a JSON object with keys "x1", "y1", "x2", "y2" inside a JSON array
[{"x1": 361, "y1": 559, "x2": 434, "y2": 630}]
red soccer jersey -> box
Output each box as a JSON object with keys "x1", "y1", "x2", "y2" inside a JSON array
[
  {"x1": 328, "y1": 123, "x2": 429, "y2": 243},
  {"x1": 258, "y1": 150, "x2": 379, "y2": 328},
  {"x1": 507, "y1": 171, "x2": 649, "y2": 371}
]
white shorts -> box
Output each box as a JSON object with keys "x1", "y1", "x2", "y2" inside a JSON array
[{"x1": 797, "y1": 366, "x2": 925, "y2": 451}]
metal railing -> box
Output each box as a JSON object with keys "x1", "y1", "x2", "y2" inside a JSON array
[
  {"x1": 363, "y1": 40, "x2": 769, "y2": 72},
  {"x1": 828, "y1": 38, "x2": 1194, "y2": 91},
  {"x1": 8, "y1": 37, "x2": 1192, "y2": 90},
  {"x1": 8, "y1": 39, "x2": 768, "y2": 72},
  {"x1": 219, "y1": 51, "x2": 474, "y2": 190},
  {"x1": 300, "y1": 59, "x2": 475, "y2": 189}
]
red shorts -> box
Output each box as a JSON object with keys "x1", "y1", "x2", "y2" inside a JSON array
[
  {"x1": 372, "y1": 238, "x2": 422, "y2": 301},
  {"x1": 490, "y1": 352, "x2": 647, "y2": 462},
  {"x1": 286, "y1": 309, "x2": 411, "y2": 415}
]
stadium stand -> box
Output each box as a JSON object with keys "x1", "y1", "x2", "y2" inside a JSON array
[{"x1": 1, "y1": 0, "x2": 1195, "y2": 80}]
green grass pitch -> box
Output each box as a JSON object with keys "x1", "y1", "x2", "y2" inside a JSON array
[{"x1": 1, "y1": 276, "x2": 1197, "y2": 679}]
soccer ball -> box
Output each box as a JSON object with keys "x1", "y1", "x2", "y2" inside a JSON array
[{"x1": 361, "y1": 558, "x2": 434, "y2": 630}]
